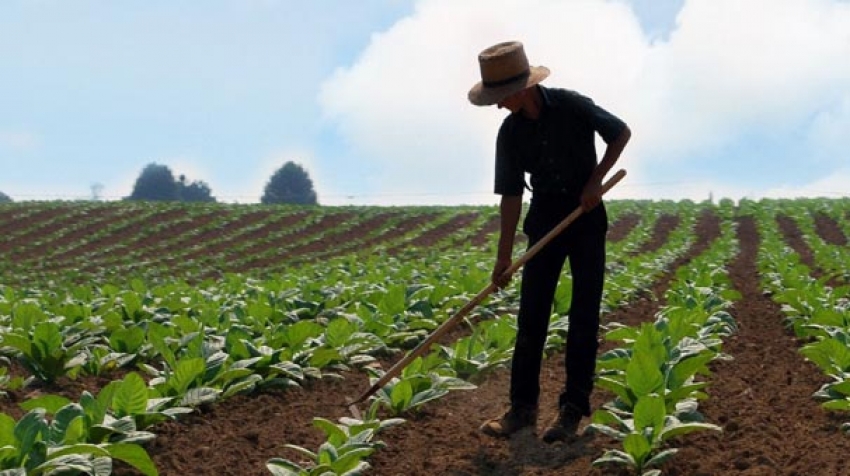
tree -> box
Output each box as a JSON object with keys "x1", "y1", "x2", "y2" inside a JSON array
[
  {"x1": 177, "y1": 175, "x2": 216, "y2": 202},
  {"x1": 127, "y1": 163, "x2": 217, "y2": 202},
  {"x1": 261, "y1": 162, "x2": 318, "y2": 205},
  {"x1": 0, "y1": 191, "x2": 12, "y2": 203},
  {"x1": 127, "y1": 163, "x2": 179, "y2": 201}
]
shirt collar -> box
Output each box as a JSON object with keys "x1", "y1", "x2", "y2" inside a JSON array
[{"x1": 537, "y1": 85, "x2": 553, "y2": 109}]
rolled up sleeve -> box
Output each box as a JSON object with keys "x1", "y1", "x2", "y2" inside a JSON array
[{"x1": 494, "y1": 121, "x2": 524, "y2": 196}]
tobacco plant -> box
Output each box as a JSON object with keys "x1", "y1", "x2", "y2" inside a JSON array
[
  {"x1": 267, "y1": 412, "x2": 404, "y2": 476},
  {"x1": 367, "y1": 354, "x2": 475, "y2": 416}
]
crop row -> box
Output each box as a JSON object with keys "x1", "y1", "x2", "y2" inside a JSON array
[{"x1": 1, "y1": 197, "x2": 849, "y2": 475}]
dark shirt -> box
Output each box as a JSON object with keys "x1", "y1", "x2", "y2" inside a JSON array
[{"x1": 494, "y1": 85, "x2": 627, "y2": 198}]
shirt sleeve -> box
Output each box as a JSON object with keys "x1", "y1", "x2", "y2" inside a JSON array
[
  {"x1": 494, "y1": 120, "x2": 524, "y2": 196},
  {"x1": 573, "y1": 92, "x2": 627, "y2": 144}
]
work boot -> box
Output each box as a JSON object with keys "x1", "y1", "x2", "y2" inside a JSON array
[
  {"x1": 479, "y1": 405, "x2": 538, "y2": 437},
  {"x1": 541, "y1": 403, "x2": 582, "y2": 443}
]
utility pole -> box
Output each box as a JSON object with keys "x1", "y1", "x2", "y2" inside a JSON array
[{"x1": 90, "y1": 182, "x2": 104, "y2": 201}]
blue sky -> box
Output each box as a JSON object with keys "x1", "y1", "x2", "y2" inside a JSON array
[{"x1": 2, "y1": 0, "x2": 848, "y2": 205}]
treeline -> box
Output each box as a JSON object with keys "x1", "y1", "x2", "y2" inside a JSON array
[{"x1": 0, "y1": 161, "x2": 318, "y2": 205}]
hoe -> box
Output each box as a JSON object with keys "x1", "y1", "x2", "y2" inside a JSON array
[{"x1": 347, "y1": 168, "x2": 627, "y2": 416}]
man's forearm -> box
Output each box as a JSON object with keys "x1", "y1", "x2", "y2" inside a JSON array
[
  {"x1": 497, "y1": 195, "x2": 523, "y2": 260},
  {"x1": 591, "y1": 126, "x2": 631, "y2": 185}
]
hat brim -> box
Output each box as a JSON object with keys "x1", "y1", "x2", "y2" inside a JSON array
[{"x1": 468, "y1": 66, "x2": 550, "y2": 106}]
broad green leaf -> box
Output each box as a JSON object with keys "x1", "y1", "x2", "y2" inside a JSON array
[
  {"x1": 180, "y1": 387, "x2": 220, "y2": 407},
  {"x1": 283, "y1": 321, "x2": 324, "y2": 349},
  {"x1": 0, "y1": 413, "x2": 17, "y2": 448},
  {"x1": 801, "y1": 339, "x2": 850, "y2": 374},
  {"x1": 668, "y1": 352, "x2": 714, "y2": 391},
  {"x1": 592, "y1": 449, "x2": 634, "y2": 467},
  {"x1": 32, "y1": 322, "x2": 62, "y2": 359},
  {"x1": 266, "y1": 458, "x2": 303, "y2": 476},
  {"x1": 0, "y1": 333, "x2": 32, "y2": 355},
  {"x1": 113, "y1": 373, "x2": 149, "y2": 417},
  {"x1": 822, "y1": 400, "x2": 850, "y2": 411},
  {"x1": 330, "y1": 447, "x2": 374, "y2": 473},
  {"x1": 325, "y1": 318, "x2": 356, "y2": 348},
  {"x1": 171, "y1": 357, "x2": 206, "y2": 395},
  {"x1": 623, "y1": 433, "x2": 651, "y2": 467},
  {"x1": 19, "y1": 395, "x2": 72, "y2": 415},
  {"x1": 626, "y1": 352, "x2": 663, "y2": 398},
  {"x1": 634, "y1": 396, "x2": 665, "y2": 437},
  {"x1": 312, "y1": 418, "x2": 347, "y2": 447},
  {"x1": 109, "y1": 327, "x2": 146, "y2": 354},
  {"x1": 659, "y1": 420, "x2": 721, "y2": 442},
  {"x1": 14, "y1": 410, "x2": 47, "y2": 460},
  {"x1": 107, "y1": 443, "x2": 159, "y2": 476},
  {"x1": 48, "y1": 404, "x2": 86, "y2": 444},
  {"x1": 645, "y1": 448, "x2": 679, "y2": 468},
  {"x1": 310, "y1": 347, "x2": 343, "y2": 368},
  {"x1": 595, "y1": 376, "x2": 633, "y2": 406},
  {"x1": 389, "y1": 380, "x2": 413, "y2": 413}
]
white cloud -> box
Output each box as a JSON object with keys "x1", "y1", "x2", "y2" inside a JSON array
[
  {"x1": 635, "y1": 0, "x2": 850, "y2": 160},
  {"x1": 806, "y1": 92, "x2": 850, "y2": 165},
  {"x1": 762, "y1": 168, "x2": 850, "y2": 199},
  {"x1": 318, "y1": 0, "x2": 850, "y2": 204}
]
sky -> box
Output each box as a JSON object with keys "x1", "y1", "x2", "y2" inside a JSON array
[{"x1": 1, "y1": 0, "x2": 849, "y2": 205}]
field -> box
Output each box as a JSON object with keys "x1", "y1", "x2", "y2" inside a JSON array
[{"x1": 1, "y1": 197, "x2": 849, "y2": 475}]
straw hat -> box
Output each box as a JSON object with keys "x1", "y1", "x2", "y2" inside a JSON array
[{"x1": 468, "y1": 41, "x2": 550, "y2": 106}]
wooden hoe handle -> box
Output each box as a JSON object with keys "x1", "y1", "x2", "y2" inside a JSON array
[{"x1": 348, "y1": 169, "x2": 627, "y2": 407}]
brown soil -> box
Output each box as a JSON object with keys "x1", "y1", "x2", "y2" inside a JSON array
[{"x1": 3, "y1": 206, "x2": 850, "y2": 475}]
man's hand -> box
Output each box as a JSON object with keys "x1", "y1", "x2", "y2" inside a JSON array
[
  {"x1": 580, "y1": 180, "x2": 603, "y2": 210},
  {"x1": 491, "y1": 257, "x2": 513, "y2": 289}
]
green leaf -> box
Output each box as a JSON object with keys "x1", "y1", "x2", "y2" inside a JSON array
[
  {"x1": 659, "y1": 420, "x2": 721, "y2": 442},
  {"x1": 623, "y1": 433, "x2": 651, "y2": 468},
  {"x1": 0, "y1": 333, "x2": 32, "y2": 355},
  {"x1": 645, "y1": 448, "x2": 679, "y2": 468},
  {"x1": 19, "y1": 395, "x2": 72, "y2": 415},
  {"x1": 310, "y1": 347, "x2": 343, "y2": 368},
  {"x1": 283, "y1": 321, "x2": 324, "y2": 349},
  {"x1": 107, "y1": 443, "x2": 159, "y2": 476},
  {"x1": 14, "y1": 410, "x2": 47, "y2": 461},
  {"x1": 325, "y1": 318, "x2": 356, "y2": 348},
  {"x1": 626, "y1": 352, "x2": 664, "y2": 398},
  {"x1": 32, "y1": 322, "x2": 62, "y2": 361},
  {"x1": 0, "y1": 468, "x2": 28, "y2": 476},
  {"x1": 181, "y1": 387, "x2": 220, "y2": 407},
  {"x1": 822, "y1": 400, "x2": 850, "y2": 411},
  {"x1": 389, "y1": 380, "x2": 414, "y2": 414},
  {"x1": 668, "y1": 352, "x2": 714, "y2": 391},
  {"x1": 313, "y1": 418, "x2": 347, "y2": 447},
  {"x1": 113, "y1": 373, "x2": 149, "y2": 417},
  {"x1": 171, "y1": 357, "x2": 206, "y2": 395},
  {"x1": 633, "y1": 396, "x2": 665, "y2": 438},
  {"x1": 330, "y1": 447, "x2": 374, "y2": 473},
  {"x1": 592, "y1": 449, "x2": 634, "y2": 467},
  {"x1": 0, "y1": 413, "x2": 18, "y2": 448},
  {"x1": 48, "y1": 404, "x2": 86, "y2": 444},
  {"x1": 266, "y1": 458, "x2": 303, "y2": 476},
  {"x1": 109, "y1": 327, "x2": 146, "y2": 354},
  {"x1": 801, "y1": 339, "x2": 850, "y2": 374},
  {"x1": 595, "y1": 376, "x2": 634, "y2": 407}
]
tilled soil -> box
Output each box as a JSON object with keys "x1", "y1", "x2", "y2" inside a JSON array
[
  {"x1": 121, "y1": 208, "x2": 850, "y2": 476},
  {"x1": 5, "y1": 207, "x2": 850, "y2": 475}
]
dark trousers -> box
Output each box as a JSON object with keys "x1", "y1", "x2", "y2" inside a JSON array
[{"x1": 509, "y1": 197, "x2": 607, "y2": 416}]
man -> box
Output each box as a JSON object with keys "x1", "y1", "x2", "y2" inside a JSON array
[{"x1": 468, "y1": 41, "x2": 630, "y2": 443}]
